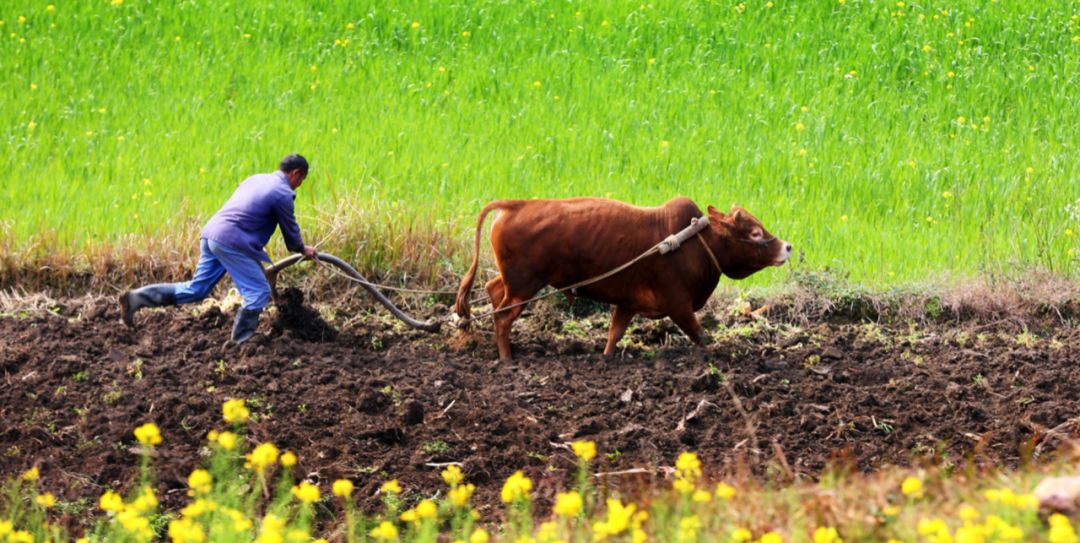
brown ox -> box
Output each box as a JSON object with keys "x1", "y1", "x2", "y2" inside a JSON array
[{"x1": 454, "y1": 197, "x2": 792, "y2": 360}]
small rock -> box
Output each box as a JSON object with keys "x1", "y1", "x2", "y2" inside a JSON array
[{"x1": 1034, "y1": 475, "x2": 1080, "y2": 516}]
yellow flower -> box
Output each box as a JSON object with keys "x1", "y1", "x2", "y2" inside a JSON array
[
  {"x1": 216, "y1": 431, "x2": 238, "y2": 450},
  {"x1": 180, "y1": 498, "x2": 215, "y2": 518},
  {"x1": 0, "y1": 520, "x2": 12, "y2": 538},
  {"x1": 280, "y1": 451, "x2": 297, "y2": 467},
  {"x1": 188, "y1": 469, "x2": 212, "y2": 494},
  {"x1": 572, "y1": 440, "x2": 597, "y2": 461},
  {"x1": 692, "y1": 489, "x2": 712, "y2": 503},
  {"x1": 798, "y1": 148, "x2": 808, "y2": 157},
  {"x1": 416, "y1": 498, "x2": 438, "y2": 519},
  {"x1": 222, "y1": 399, "x2": 250, "y2": 424},
  {"x1": 400, "y1": 509, "x2": 418, "y2": 523},
  {"x1": 813, "y1": 527, "x2": 842, "y2": 543},
  {"x1": 134, "y1": 422, "x2": 162, "y2": 446},
  {"x1": 100, "y1": 490, "x2": 124, "y2": 513},
  {"x1": 759, "y1": 531, "x2": 784, "y2": 543},
  {"x1": 943, "y1": 191, "x2": 953, "y2": 199},
  {"x1": 36, "y1": 492, "x2": 56, "y2": 508},
  {"x1": 129, "y1": 485, "x2": 158, "y2": 513},
  {"x1": 346, "y1": 22, "x2": 355, "y2": 30},
  {"x1": 795, "y1": 122, "x2": 806, "y2": 132},
  {"x1": 10, "y1": 531, "x2": 34, "y2": 543},
  {"x1": 675, "y1": 452, "x2": 702, "y2": 479},
  {"x1": 381, "y1": 479, "x2": 402, "y2": 494},
  {"x1": 595, "y1": 498, "x2": 635, "y2": 536},
  {"x1": 168, "y1": 517, "x2": 206, "y2": 543},
  {"x1": 333, "y1": 479, "x2": 354, "y2": 498},
  {"x1": 840, "y1": 214, "x2": 849, "y2": 223},
  {"x1": 27, "y1": 121, "x2": 37, "y2": 131},
  {"x1": 958, "y1": 505, "x2": 979, "y2": 522},
  {"x1": 1065, "y1": 229, "x2": 1074, "y2": 237},
  {"x1": 291, "y1": 481, "x2": 320, "y2": 504},
  {"x1": 680, "y1": 515, "x2": 702, "y2": 541},
  {"x1": 247, "y1": 442, "x2": 279, "y2": 473},
  {"x1": 442, "y1": 464, "x2": 464, "y2": 486},
  {"x1": 1049, "y1": 514, "x2": 1078, "y2": 543},
  {"x1": 22, "y1": 467, "x2": 40, "y2": 481},
  {"x1": 470, "y1": 528, "x2": 490, "y2": 543},
  {"x1": 673, "y1": 477, "x2": 695, "y2": 494},
  {"x1": 1025, "y1": 166, "x2": 1035, "y2": 176},
  {"x1": 449, "y1": 483, "x2": 475, "y2": 507},
  {"x1": 111, "y1": 0, "x2": 123, "y2": 5},
  {"x1": 732, "y1": 528, "x2": 753, "y2": 542},
  {"x1": 901, "y1": 476, "x2": 924, "y2": 498},
  {"x1": 462, "y1": 30, "x2": 471, "y2": 37},
  {"x1": 501, "y1": 470, "x2": 533, "y2": 503},
  {"x1": 371, "y1": 520, "x2": 399, "y2": 540},
  {"x1": 410, "y1": 21, "x2": 421, "y2": 30},
  {"x1": 533, "y1": 80, "x2": 542, "y2": 89},
  {"x1": 554, "y1": 490, "x2": 583, "y2": 517}
]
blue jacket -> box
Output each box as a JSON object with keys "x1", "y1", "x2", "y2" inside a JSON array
[{"x1": 201, "y1": 171, "x2": 305, "y2": 263}]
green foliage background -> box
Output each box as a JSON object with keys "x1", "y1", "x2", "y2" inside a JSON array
[{"x1": 2, "y1": 0, "x2": 1078, "y2": 286}]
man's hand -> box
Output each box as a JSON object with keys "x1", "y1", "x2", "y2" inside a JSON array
[{"x1": 302, "y1": 245, "x2": 318, "y2": 260}]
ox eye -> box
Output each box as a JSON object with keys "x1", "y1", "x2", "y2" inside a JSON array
[{"x1": 750, "y1": 229, "x2": 763, "y2": 239}]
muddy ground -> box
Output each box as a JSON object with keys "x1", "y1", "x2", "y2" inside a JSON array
[{"x1": 1, "y1": 287, "x2": 1078, "y2": 526}]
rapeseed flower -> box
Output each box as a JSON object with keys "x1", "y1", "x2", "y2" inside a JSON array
[
  {"x1": 1049, "y1": 514, "x2": 1077, "y2": 543},
  {"x1": 554, "y1": 490, "x2": 583, "y2": 517},
  {"x1": 680, "y1": 515, "x2": 702, "y2": 541},
  {"x1": 22, "y1": 467, "x2": 39, "y2": 481},
  {"x1": 371, "y1": 520, "x2": 399, "y2": 540},
  {"x1": 222, "y1": 398, "x2": 250, "y2": 424},
  {"x1": 381, "y1": 479, "x2": 402, "y2": 494},
  {"x1": 675, "y1": 452, "x2": 702, "y2": 480},
  {"x1": 291, "y1": 481, "x2": 320, "y2": 504},
  {"x1": 572, "y1": 440, "x2": 597, "y2": 461},
  {"x1": 332, "y1": 479, "x2": 354, "y2": 498},
  {"x1": 501, "y1": 470, "x2": 532, "y2": 503},
  {"x1": 449, "y1": 483, "x2": 475, "y2": 507},
  {"x1": 168, "y1": 517, "x2": 206, "y2": 543},
  {"x1": 732, "y1": 528, "x2": 753, "y2": 541},
  {"x1": 593, "y1": 498, "x2": 635, "y2": 539},
  {"x1": 280, "y1": 451, "x2": 297, "y2": 467},
  {"x1": 759, "y1": 531, "x2": 784, "y2": 543},
  {"x1": 100, "y1": 490, "x2": 124, "y2": 513},
  {"x1": 416, "y1": 498, "x2": 438, "y2": 519},
  {"x1": 716, "y1": 482, "x2": 737, "y2": 500},
  {"x1": 901, "y1": 476, "x2": 923, "y2": 498},
  {"x1": 442, "y1": 464, "x2": 464, "y2": 486},
  {"x1": 134, "y1": 422, "x2": 162, "y2": 446},
  {"x1": 10, "y1": 531, "x2": 34, "y2": 543},
  {"x1": 187, "y1": 469, "x2": 212, "y2": 495},
  {"x1": 247, "y1": 442, "x2": 279, "y2": 473},
  {"x1": 35, "y1": 492, "x2": 56, "y2": 508},
  {"x1": 813, "y1": 527, "x2": 842, "y2": 543},
  {"x1": 216, "y1": 431, "x2": 238, "y2": 450},
  {"x1": 692, "y1": 489, "x2": 711, "y2": 503},
  {"x1": 470, "y1": 528, "x2": 490, "y2": 543}
]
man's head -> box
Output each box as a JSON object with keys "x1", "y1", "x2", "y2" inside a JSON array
[{"x1": 280, "y1": 154, "x2": 309, "y2": 189}]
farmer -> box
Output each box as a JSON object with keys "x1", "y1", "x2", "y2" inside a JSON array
[{"x1": 120, "y1": 154, "x2": 318, "y2": 343}]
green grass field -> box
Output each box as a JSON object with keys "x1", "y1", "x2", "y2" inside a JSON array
[{"x1": 2, "y1": 0, "x2": 1078, "y2": 287}]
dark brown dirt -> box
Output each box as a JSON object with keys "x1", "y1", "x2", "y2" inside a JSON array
[{"x1": 1, "y1": 292, "x2": 1078, "y2": 527}]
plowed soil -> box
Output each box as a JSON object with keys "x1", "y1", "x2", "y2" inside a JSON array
[{"x1": 1, "y1": 290, "x2": 1077, "y2": 525}]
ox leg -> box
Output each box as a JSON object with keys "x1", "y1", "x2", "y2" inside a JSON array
[
  {"x1": 669, "y1": 310, "x2": 706, "y2": 347},
  {"x1": 493, "y1": 298, "x2": 529, "y2": 361},
  {"x1": 485, "y1": 277, "x2": 507, "y2": 308},
  {"x1": 603, "y1": 306, "x2": 636, "y2": 357}
]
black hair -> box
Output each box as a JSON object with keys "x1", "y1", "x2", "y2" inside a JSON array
[{"x1": 280, "y1": 154, "x2": 309, "y2": 174}]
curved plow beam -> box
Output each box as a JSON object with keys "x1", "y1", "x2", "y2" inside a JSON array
[{"x1": 265, "y1": 253, "x2": 441, "y2": 333}]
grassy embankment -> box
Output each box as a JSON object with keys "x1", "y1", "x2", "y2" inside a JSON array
[{"x1": 2, "y1": 1, "x2": 1078, "y2": 291}]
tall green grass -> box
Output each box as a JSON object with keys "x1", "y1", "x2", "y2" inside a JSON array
[{"x1": 2, "y1": 0, "x2": 1078, "y2": 287}]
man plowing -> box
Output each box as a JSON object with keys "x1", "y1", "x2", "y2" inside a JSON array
[{"x1": 120, "y1": 154, "x2": 318, "y2": 343}]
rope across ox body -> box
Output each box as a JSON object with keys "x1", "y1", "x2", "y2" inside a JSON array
[
  {"x1": 453, "y1": 216, "x2": 722, "y2": 327},
  {"x1": 263, "y1": 216, "x2": 722, "y2": 332}
]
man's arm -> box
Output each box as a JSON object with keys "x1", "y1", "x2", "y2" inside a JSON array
[{"x1": 273, "y1": 195, "x2": 316, "y2": 257}]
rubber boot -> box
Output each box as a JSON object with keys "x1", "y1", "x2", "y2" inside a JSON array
[
  {"x1": 231, "y1": 308, "x2": 263, "y2": 344},
  {"x1": 119, "y1": 284, "x2": 176, "y2": 328}
]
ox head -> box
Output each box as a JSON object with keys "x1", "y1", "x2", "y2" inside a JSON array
[{"x1": 707, "y1": 204, "x2": 792, "y2": 279}]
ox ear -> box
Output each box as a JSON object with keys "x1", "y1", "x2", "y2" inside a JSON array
[{"x1": 707, "y1": 205, "x2": 731, "y2": 227}]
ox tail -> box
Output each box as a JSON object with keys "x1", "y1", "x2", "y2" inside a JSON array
[{"x1": 454, "y1": 200, "x2": 510, "y2": 327}]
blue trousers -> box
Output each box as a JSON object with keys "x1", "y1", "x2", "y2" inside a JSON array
[{"x1": 173, "y1": 239, "x2": 271, "y2": 310}]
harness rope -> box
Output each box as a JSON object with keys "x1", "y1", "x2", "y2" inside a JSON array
[{"x1": 455, "y1": 216, "x2": 722, "y2": 327}]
